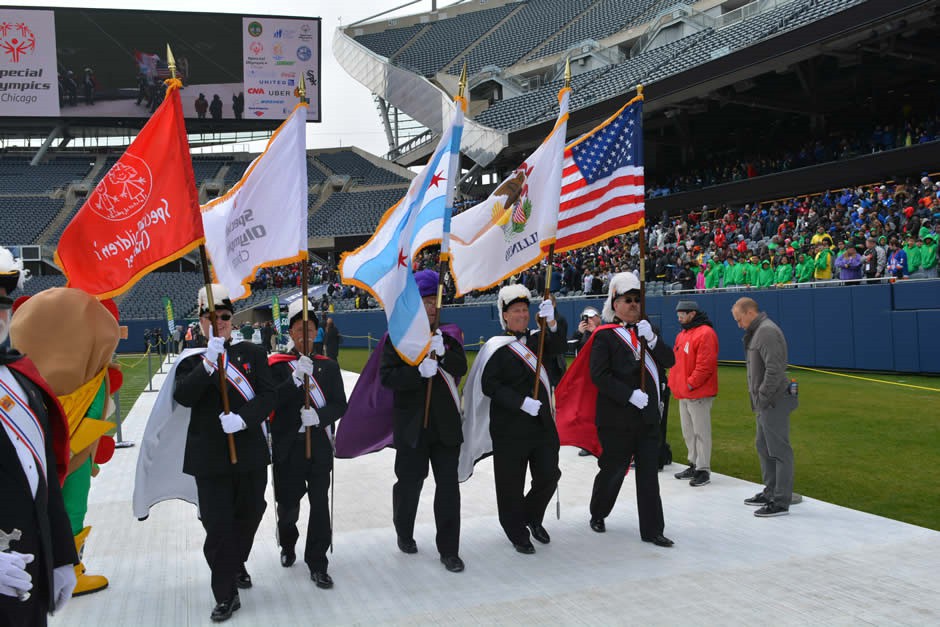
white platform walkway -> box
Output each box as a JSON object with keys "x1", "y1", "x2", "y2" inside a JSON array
[{"x1": 51, "y1": 357, "x2": 940, "y2": 626}]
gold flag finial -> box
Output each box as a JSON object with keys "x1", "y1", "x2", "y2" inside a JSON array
[
  {"x1": 564, "y1": 57, "x2": 571, "y2": 89},
  {"x1": 166, "y1": 44, "x2": 177, "y2": 80},
  {"x1": 637, "y1": 83, "x2": 644, "y2": 99},
  {"x1": 299, "y1": 73, "x2": 307, "y2": 101},
  {"x1": 457, "y1": 62, "x2": 468, "y2": 99}
]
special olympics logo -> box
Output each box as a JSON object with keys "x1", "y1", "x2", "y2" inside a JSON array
[
  {"x1": 90, "y1": 154, "x2": 153, "y2": 221},
  {"x1": 250, "y1": 41, "x2": 263, "y2": 56},
  {"x1": 296, "y1": 46, "x2": 312, "y2": 61},
  {"x1": 0, "y1": 21, "x2": 37, "y2": 63}
]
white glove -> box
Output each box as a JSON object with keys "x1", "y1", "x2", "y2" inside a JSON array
[
  {"x1": 292, "y1": 355, "x2": 314, "y2": 387},
  {"x1": 203, "y1": 336, "x2": 226, "y2": 373},
  {"x1": 0, "y1": 551, "x2": 33, "y2": 598},
  {"x1": 537, "y1": 299, "x2": 555, "y2": 323},
  {"x1": 219, "y1": 412, "x2": 246, "y2": 434},
  {"x1": 520, "y1": 396, "x2": 542, "y2": 416},
  {"x1": 418, "y1": 356, "x2": 438, "y2": 378},
  {"x1": 52, "y1": 563, "x2": 76, "y2": 611},
  {"x1": 429, "y1": 330, "x2": 446, "y2": 357},
  {"x1": 628, "y1": 389, "x2": 649, "y2": 409},
  {"x1": 300, "y1": 406, "x2": 320, "y2": 427},
  {"x1": 636, "y1": 320, "x2": 657, "y2": 348}
]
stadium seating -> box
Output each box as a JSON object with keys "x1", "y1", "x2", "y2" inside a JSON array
[
  {"x1": 0, "y1": 156, "x2": 92, "y2": 194},
  {"x1": 315, "y1": 150, "x2": 408, "y2": 185},
  {"x1": 0, "y1": 197, "x2": 65, "y2": 245},
  {"x1": 309, "y1": 188, "x2": 407, "y2": 237},
  {"x1": 19, "y1": 274, "x2": 67, "y2": 297},
  {"x1": 354, "y1": 23, "x2": 425, "y2": 60},
  {"x1": 117, "y1": 271, "x2": 206, "y2": 319},
  {"x1": 394, "y1": 4, "x2": 517, "y2": 77}
]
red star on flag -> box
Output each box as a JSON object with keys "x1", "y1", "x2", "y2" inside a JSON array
[
  {"x1": 398, "y1": 248, "x2": 408, "y2": 268},
  {"x1": 429, "y1": 170, "x2": 446, "y2": 188}
]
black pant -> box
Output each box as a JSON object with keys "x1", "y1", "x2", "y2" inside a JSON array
[
  {"x1": 273, "y1": 435, "x2": 332, "y2": 573},
  {"x1": 393, "y1": 430, "x2": 461, "y2": 557},
  {"x1": 0, "y1": 592, "x2": 46, "y2": 627},
  {"x1": 491, "y1": 436, "x2": 560, "y2": 545},
  {"x1": 590, "y1": 418, "x2": 665, "y2": 540},
  {"x1": 195, "y1": 470, "x2": 267, "y2": 603}
]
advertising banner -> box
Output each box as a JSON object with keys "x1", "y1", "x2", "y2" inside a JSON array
[{"x1": 0, "y1": 8, "x2": 59, "y2": 116}]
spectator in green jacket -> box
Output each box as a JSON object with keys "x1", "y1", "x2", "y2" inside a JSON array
[
  {"x1": 774, "y1": 256, "x2": 793, "y2": 285},
  {"x1": 732, "y1": 256, "x2": 748, "y2": 287},
  {"x1": 705, "y1": 258, "x2": 723, "y2": 290},
  {"x1": 756, "y1": 259, "x2": 775, "y2": 288},
  {"x1": 744, "y1": 256, "x2": 760, "y2": 286},
  {"x1": 795, "y1": 253, "x2": 815, "y2": 283},
  {"x1": 921, "y1": 234, "x2": 937, "y2": 278},
  {"x1": 903, "y1": 236, "x2": 922, "y2": 277},
  {"x1": 724, "y1": 258, "x2": 738, "y2": 287}
]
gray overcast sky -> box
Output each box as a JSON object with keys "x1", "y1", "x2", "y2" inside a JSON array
[{"x1": 12, "y1": 0, "x2": 435, "y2": 157}]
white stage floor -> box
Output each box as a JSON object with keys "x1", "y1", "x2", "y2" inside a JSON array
[{"x1": 51, "y1": 358, "x2": 940, "y2": 626}]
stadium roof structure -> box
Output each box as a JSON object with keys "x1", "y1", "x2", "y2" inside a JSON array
[{"x1": 336, "y1": 0, "x2": 940, "y2": 170}]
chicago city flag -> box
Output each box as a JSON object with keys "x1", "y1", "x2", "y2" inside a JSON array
[
  {"x1": 340, "y1": 104, "x2": 464, "y2": 364},
  {"x1": 201, "y1": 103, "x2": 309, "y2": 301},
  {"x1": 449, "y1": 87, "x2": 569, "y2": 295},
  {"x1": 55, "y1": 81, "x2": 203, "y2": 298}
]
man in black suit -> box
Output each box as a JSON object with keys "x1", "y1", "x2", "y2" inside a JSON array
[
  {"x1": 379, "y1": 270, "x2": 467, "y2": 573},
  {"x1": 173, "y1": 284, "x2": 275, "y2": 623},
  {"x1": 479, "y1": 284, "x2": 565, "y2": 554},
  {"x1": 587, "y1": 273, "x2": 675, "y2": 547},
  {"x1": 0, "y1": 251, "x2": 78, "y2": 627},
  {"x1": 269, "y1": 300, "x2": 346, "y2": 589}
]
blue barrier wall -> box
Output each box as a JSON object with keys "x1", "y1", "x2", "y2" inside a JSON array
[
  {"x1": 119, "y1": 283, "x2": 939, "y2": 373},
  {"x1": 323, "y1": 283, "x2": 939, "y2": 374}
]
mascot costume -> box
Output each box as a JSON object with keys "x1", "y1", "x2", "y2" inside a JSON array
[{"x1": 10, "y1": 288, "x2": 123, "y2": 596}]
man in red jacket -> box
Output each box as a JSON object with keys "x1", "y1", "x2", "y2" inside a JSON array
[{"x1": 669, "y1": 300, "x2": 719, "y2": 487}]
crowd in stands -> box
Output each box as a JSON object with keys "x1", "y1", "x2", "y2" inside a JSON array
[{"x1": 647, "y1": 114, "x2": 940, "y2": 197}]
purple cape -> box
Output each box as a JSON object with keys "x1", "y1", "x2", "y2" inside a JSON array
[{"x1": 334, "y1": 323, "x2": 463, "y2": 458}]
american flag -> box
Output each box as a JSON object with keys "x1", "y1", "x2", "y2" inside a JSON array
[{"x1": 555, "y1": 99, "x2": 644, "y2": 253}]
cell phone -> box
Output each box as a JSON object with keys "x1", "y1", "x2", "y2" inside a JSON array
[{"x1": 581, "y1": 315, "x2": 589, "y2": 322}]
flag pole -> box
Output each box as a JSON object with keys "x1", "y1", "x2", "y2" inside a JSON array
[
  {"x1": 635, "y1": 83, "x2": 649, "y2": 392},
  {"x1": 169, "y1": 43, "x2": 236, "y2": 464},
  {"x1": 532, "y1": 59, "x2": 571, "y2": 399},
  {"x1": 297, "y1": 75, "x2": 314, "y2": 460},
  {"x1": 423, "y1": 63, "x2": 467, "y2": 429}
]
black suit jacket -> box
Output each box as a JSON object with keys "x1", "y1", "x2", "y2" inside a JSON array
[
  {"x1": 379, "y1": 331, "x2": 467, "y2": 449},
  {"x1": 0, "y1": 366, "x2": 77, "y2": 615},
  {"x1": 174, "y1": 341, "x2": 276, "y2": 477},
  {"x1": 589, "y1": 323, "x2": 675, "y2": 428},
  {"x1": 270, "y1": 354, "x2": 347, "y2": 465},
  {"x1": 481, "y1": 327, "x2": 565, "y2": 442}
]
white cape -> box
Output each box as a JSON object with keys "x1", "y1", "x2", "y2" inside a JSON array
[
  {"x1": 457, "y1": 336, "x2": 515, "y2": 482},
  {"x1": 132, "y1": 348, "x2": 203, "y2": 519}
]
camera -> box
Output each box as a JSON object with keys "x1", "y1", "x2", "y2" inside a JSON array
[{"x1": 581, "y1": 314, "x2": 589, "y2": 322}]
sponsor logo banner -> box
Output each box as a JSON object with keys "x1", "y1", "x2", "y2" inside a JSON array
[
  {"x1": 0, "y1": 9, "x2": 59, "y2": 116},
  {"x1": 242, "y1": 16, "x2": 318, "y2": 121}
]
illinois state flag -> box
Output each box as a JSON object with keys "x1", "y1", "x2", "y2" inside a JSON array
[
  {"x1": 55, "y1": 83, "x2": 203, "y2": 299},
  {"x1": 449, "y1": 87, "x2": 569, "y2": 296},
  {"x1": 340, "y1": 103, "x2": 464, "y2": 365},
  {"x1": 201, "y1": 103, "x2": 309, "y2": 301}
]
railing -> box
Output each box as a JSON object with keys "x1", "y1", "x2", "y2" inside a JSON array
[
  {"x1": 663, "y1": 275, "x2": 940, "y2": 295},
  {"x1": 713, "y1": 0, "x2": 800, "y2": 29},
  {"x1": 630, "y1": 2, "x2": 716, "y2": 56}
]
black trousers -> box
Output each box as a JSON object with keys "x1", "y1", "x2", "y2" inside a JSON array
[
  {"x1": 195, "y1": 469, "x2": 267, "y2": 603},
  {"x1": 590, "y1": 418, "x2": 665, "y2": 540},
  {"x1": 393, "y1": 430, "x2": 461, "y2": 557},
  {"x1": 0, "y1": 591, "x2": 46, "y2": 627},
  {"x1": 273, "y1": 434, "x2": 332, "y2": 573},
  {"x1": 491, "y1": 436, "x2": 561, "y2": 545}
]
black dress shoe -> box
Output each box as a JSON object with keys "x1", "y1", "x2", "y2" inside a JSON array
[
  {"x1": 210, "y1": 593, "x2": 241, "y2": 622},
  {"x1": 589, "y1": 518, "x2": 606, "y2": 533},
  {"x1": 235, "y1": 568, "x2": 252, "y2": 589},
  {"x1": 513, "y1": 541, "x2": 536, "y2": 554},
  {"x1": 397, "y1": 536, "x2": 418, "y2": 554},
  {"x1": 578, "y1": 448, "x2": 592, "y2": 457},
  {"x1": 440, "y1": 555, "x2": 465, "y2": 573},
  {"x1": 527, "y1": 523, "x2": 551, "y2": 544},
  {"x1": 280, "y1": 548, "x2": 296, "y2": 568},
  {"x1": 642, "y1": 534, "x2": 674, "y2": 547},
  {"x1": 311, "y1": 571, "x2": 334, "y2": 589}
]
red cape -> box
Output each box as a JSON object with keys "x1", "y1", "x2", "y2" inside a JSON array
[
  {"x1": 555, "y1": 324, "x2": 620, "y2": 458},
  {"x1": 7, "y1": 356, "x2": 71, "y2": 486}
]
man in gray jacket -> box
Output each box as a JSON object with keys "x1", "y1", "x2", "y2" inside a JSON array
[{"x1": 731, "y1": 298, "x2": 797, "y2": 517}]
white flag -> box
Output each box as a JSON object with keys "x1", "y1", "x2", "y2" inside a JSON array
[
  {"x1": 449, "y1": 88, "x2": 569, "y2": 296},
  {"x1": 202, "y1": 104, "x2": 309, "y2": 301}
]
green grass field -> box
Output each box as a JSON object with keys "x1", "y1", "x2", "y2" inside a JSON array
[{"x1": 115, "y1": 348, "x2": 940, "y2": 531}]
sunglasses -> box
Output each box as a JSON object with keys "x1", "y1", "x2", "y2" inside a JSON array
[
  {"x1": 617, "y1": 296, "x2": 641, "y2": 304},
  {"x1": 203, "y1": 313, "x2": 233, "y2": 321}
]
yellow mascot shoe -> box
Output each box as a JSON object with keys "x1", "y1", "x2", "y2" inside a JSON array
[{"x1": 73, "y1": 526, "x2": 109, "y2": 596}]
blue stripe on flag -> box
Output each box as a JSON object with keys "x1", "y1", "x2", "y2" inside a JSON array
[{"x1": 388, "y1": 280, "x2": 423, "y2": 346}]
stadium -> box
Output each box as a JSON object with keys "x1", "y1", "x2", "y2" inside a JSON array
[{"x1": 1, "y1": 0, "x2": 938, "y2": 625}]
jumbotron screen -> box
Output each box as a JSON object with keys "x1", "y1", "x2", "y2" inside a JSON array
[{"x1": 0, "y1": 6, "x2": 320, "y2": 125}]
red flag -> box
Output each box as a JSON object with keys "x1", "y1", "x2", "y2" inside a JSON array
[
  {"x1": 54, "y1": 83, "x2": 203, "y2": 298},
  {"x1": 554, "y1": 324, "x2": 621, "y2": 457}
]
